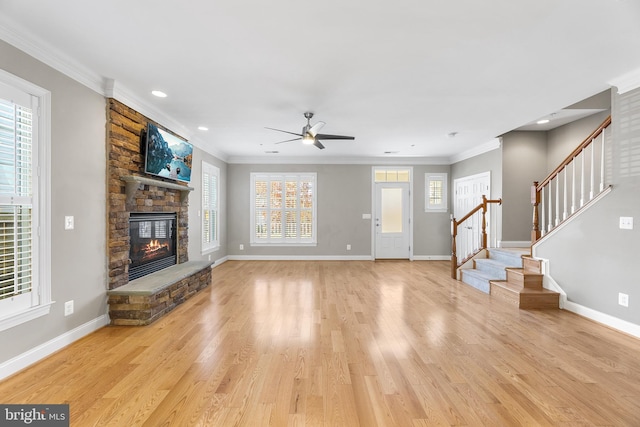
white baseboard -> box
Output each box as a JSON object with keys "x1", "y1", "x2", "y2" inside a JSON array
[
  {"x1": 563, "y1": 301, "x2": 640, "y2": 339},
  {"x1": 0, "y1": 314, "x2": 109, "y2": 381},
  {"x1": 228, "y1": 255, "x2": 373, "y2": 261},
  {"x1": 212, "y1": 256, "x2": 229, "y2": 267},
  {"x1": 412, "y1": 255, "x2": 450, "y2": 261}
]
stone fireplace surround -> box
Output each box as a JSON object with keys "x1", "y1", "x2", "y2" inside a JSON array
[{"x1": 106, "y1": 99, "x2": 212, "y2": 325}]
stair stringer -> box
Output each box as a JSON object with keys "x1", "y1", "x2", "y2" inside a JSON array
[{"x1": 532, "y1": 257, "x2": 567, "y2": 309}]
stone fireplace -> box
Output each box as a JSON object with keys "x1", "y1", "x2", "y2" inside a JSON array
[{"x1": 106, "y1": 98, "x2": 212, "y2": 325}]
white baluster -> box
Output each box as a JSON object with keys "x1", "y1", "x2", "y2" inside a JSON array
[
  {"x1": 600, "y1": 130, "x2": 605, "y2": 192},
  {"x1": 580, "y1": 150, "x2": 585, "y2": 207},
  {"x1": 540, "y1": 187, "x2": 547, "y2": 237},
  {"x1": 571, "y1": 161, "x2": 576, "y2": 214},
  {"x1": 548, "y1": 181, "x2": 553, "y2": 232},
  {"x1": 555, "y1": 176, "x2": 560, "y2": 226},
  {"x1": 563, "y1": 167, "x2": 568, "y2": 220},
  {"x1": 590, "y1": 140, "x2": 595, "y2": 200}
]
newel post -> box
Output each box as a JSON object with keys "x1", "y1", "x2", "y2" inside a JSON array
[
  {"x1": 531, "y1": 181, "x2": 541, "y2": 243},
  {"x1": 451, "y1": 215, "x2": 458, "y2": 279}
]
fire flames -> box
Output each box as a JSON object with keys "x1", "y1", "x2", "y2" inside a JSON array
[{"x1": 140, "y1": 239, "x2": 170, "y2": 261}]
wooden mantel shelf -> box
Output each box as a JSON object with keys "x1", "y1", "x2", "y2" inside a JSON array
[{"x1": 122, "y1": 175, "x2": 194, "y2": 204}]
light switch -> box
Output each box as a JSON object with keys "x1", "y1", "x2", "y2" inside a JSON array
[
  {"x1": 619, "y1": 216, "x2": 633, "y2": 230},
  {"x1": 65, "y1": 216, "x2": 74, "y2": 230},
  {"x1": 362, "y1": 213, "x2": 372, "y2": 219}
]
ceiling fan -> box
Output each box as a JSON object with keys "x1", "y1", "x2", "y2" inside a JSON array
[{"x1": 266, "y1": 112, "x2": 355, "y2": 150}]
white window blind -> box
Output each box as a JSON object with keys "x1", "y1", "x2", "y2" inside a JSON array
[
  {"x1": 202, "y1": 161, "x2": 219, "y2": 252},
  {"x1": 251, "y1": 173, "x2": 316, "y2": 245},
  {"x1": 425, "y1": 173, "x2": 448, "y2": 212},
  {"x1": 0, "y1": 95, "x2": 35, "y2": 315}
]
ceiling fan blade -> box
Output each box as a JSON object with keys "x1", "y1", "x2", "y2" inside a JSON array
[
  {"x1": 315, "y1": 133, "x2": 355, "y2": 140},
  {"x1": 313, "y1": 139, "x2": 325, "y2": 150},
  {"x1": 308, "y1": 121, "x2": 325, "y2": 137},
  {"x1": 274, "y1": 137, "x2": 302, "y2": 145},
  {"x1": 265, "y1": 127, "x2": 304, "y2": 138}
]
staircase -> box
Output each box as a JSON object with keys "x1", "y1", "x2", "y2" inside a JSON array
[{"x1": 460, "y1": 248, "x2": 559, "y2": 309}]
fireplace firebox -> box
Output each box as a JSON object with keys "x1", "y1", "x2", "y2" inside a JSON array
[{"x1": 129, "y1": 212, "x2": 177, "y2": 281}]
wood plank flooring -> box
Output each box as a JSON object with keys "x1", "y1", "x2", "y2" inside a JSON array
[{"x1": 1, "y1": 260, "x2": 640, "y2": 426}]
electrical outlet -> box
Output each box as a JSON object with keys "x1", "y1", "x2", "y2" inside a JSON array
[
  {"x1": 619, "y1": 293, "x2": 629, "y2": 307},
  {"x1": 619, "y1": 217, "x2": 633, "y2": 230},
  {"x1": 64, "y1": 216, "x2": 74, "y2": 230},
  {"x1": 239, "y1": 244, "x2": 244, "y2": 250},
  {"x1": 64, "y1": 300, "x2": 74, "y2": 316},
  {"x1": 346, "y1": 244, "x2": 351, "y2": 251}
]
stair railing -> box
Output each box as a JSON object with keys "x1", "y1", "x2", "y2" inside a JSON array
[
  {"x1": 531, "y1": 115, "x2": 611, "y2": 242},
  {"x1": 451, "y1": 195, "x2": 502, "y2": 279}
]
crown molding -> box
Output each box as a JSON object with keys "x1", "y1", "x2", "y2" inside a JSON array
[
  {"x1": 226, "y1": 155, "x2": 451, "y2": 165},
  {"x1": 609, "y1": 67, "x2": 640, "y2": 95},
  {"x1": 0, "y1": 18, "x2": 104, "y2": 94},
  {"x1": 448, "y1": 138, "x2": 501, "y2": 164}
]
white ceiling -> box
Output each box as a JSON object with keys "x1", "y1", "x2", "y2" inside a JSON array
[{"x1": 1, "y1": 0, "x2": 639, "y2": 163}]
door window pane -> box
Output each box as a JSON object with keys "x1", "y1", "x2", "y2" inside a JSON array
[{"x1": 381, "y1": 188, "x2": 403, "y2": 233}]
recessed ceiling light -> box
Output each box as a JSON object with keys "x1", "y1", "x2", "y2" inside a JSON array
[
  {"x1": 537, "y1": 119, "x2": 550, "y2": 124},
  {"x1": 198, "y1": 126, "x2": 208, "y2": 131},
  {"x1": 151, "y1": 90, "x2": 167, "y2": 98}
]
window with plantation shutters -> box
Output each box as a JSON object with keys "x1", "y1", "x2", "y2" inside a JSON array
[
  {"x1": 0, "y1": 72, "x2": 50, "y2": 331},
  {"x1": 250, "y1": 173, "x2": 316, "y2": 245},
  {"x1": 425, "y1": 173, "x2": 448, "y2": 212},
  {"x1": 202, "y1": 161, "x2": 219, "y2": 252}
]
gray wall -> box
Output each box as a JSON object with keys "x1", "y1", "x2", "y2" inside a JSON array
[
  {"x1": 546, "y1": 110, "x2": 611, "y2": 171},
  {"x1": 501, "y1": 132, "x2": 548, "y2": 241},
  {"x1": 227, "y1": 164, "x2": 372, "y2": 257},
  {"x1": 188, "y1": 148, "x2": 228, "y2": 263},
  {"x1": 227, "y1": 163, "x2": 453, "y2": 258},
  {"x1": 413, "y1": 165, "x2": 452, "y2": 257},
  {"x1": 0, "y1": 40, "x2": 108, "y2": 362},
  {"x1": 535, "y1": 87, "x2": 640, "y2": 325}
]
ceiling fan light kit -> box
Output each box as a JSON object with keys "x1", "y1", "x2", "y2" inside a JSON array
[{"x1": 266, "y1": 112, "x2": 355, "y2": 150}]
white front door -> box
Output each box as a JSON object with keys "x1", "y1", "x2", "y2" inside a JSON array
[{"x1": 375, "y1": 182, "x2": 410, "y2": 259}]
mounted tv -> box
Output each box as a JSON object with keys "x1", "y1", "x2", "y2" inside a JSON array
[{"x1": 144, "y1": 123, "x2": 193, "y2": 183}]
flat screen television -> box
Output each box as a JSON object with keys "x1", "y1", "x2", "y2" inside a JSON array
[{"x1": 144, "y1": 123, "x2": 193, "y2": 183}]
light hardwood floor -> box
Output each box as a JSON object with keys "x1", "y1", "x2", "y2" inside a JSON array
[{"x1": 1, "y1": 260, "x2": 640, "y2": 426}]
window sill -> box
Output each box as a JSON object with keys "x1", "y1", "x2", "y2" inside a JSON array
[{"x1": 0, "y1": 302, "x2": 54, "y2": 332}]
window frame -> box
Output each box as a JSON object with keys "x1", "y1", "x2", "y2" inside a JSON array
[
  {"x1": 0, "y1": 70, "x2": 52, "y2": 332},
  {"x1": 250, "y1": 172, "x2": 317, "y2": 246},
  {"x1": 425, "y1": 172, "x2": 448, "y2": 212},
  {"x1": 201, "y1": 161, "x2": 220, "y2": 253}
]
